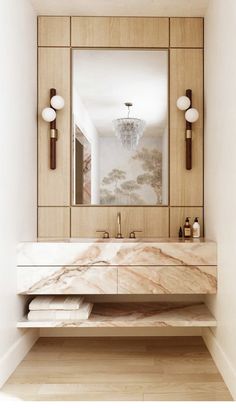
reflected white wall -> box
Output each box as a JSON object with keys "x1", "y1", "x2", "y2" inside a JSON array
[
  {"x1": 162, "y1": 127, "x2": 168, "y2": 205},
  {"x1": 73, "y1": 89, "x2": 100, "y2": 204}
]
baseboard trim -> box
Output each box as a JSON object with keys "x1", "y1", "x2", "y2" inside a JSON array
[
  {"x1": 0, "y1": 329, "x2": 39, "y2": 388},
  {"x1": 203, "y1": 328, "x2": 236, "y2": 400}
]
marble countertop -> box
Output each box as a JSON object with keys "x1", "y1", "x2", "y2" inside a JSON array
[
  {"x1": 17, "y1": 238, "x2": 217, "y2": 267},
  {"x1": 22, "y1": 238, "x2": 214, "y2": 244}
]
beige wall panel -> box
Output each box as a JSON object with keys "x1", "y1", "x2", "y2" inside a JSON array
[
  {"x1": 38, "y1": 207, "x2": 70, "y2": 238},
  {"x1": 71, "y1": 207, "x2": 169, "y2": 238},
  {"x1": 170, "y1": 18, "x2": 203, "y2": 48},
  {"x1": 170, "y1": 127, "x2": 203, "y2": 206},
  {"x1": 38, "y1": 48, "x2": 70, "y2": 206},
  {"x1": 71, "y1": 17, "x2": 169, "y2": 47},
  {"x1": 38, "y1": 16, "x2": 70, "y2": 47},
  {"x1": 170, "y1": 49, "x2": 203, "y2": 206},
  {"x1": 170, "y1": 207, "x2": 203, "y2": 237}
]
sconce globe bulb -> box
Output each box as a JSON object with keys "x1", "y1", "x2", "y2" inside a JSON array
[
  {"x1": 185, "y1": 108, "x2": 199, "y2": 123},
  {"x1": 176, "y1": 96, "x2": 191, "y2": 111},
  {"x1": 42, "y1": 107, "x2": 56, "y2": 122},
  {"x1": 50, "y1": 95, "x2": 65, "y2": 110}
]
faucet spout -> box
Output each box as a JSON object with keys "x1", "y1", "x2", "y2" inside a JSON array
[{"x1": 116, "y1": 212, "x2": 123, "y2": 239}]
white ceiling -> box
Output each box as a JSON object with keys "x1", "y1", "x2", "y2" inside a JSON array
[
  {"x1": 31, "y1": 0, "x2": 209, "y2": 17},
  {"x1": 73, "y1": 50, "x2": 168, "y2": 138}
]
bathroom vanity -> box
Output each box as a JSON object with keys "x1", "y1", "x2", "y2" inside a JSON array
[
  {"x1": 18, "y1": 17, "x2": 215, "y2": 330},
  {"x1": 17, "y1": 238, "x2": 217, "y2": 328}
]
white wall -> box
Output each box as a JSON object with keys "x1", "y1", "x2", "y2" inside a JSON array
[
  {"x1": 204, "y1": 0, "x2": 236, "y2": 399},
  {"x1": 73, "y1": 89, "x2": 100, "y2": 204},
  {"x1": 0, "y1": 0, "x2": 38, "y2": 386}
]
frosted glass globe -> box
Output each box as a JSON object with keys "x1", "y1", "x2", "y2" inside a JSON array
[
  {"x1": 176, "y1": 96, "x2": 191, "y2": 111},
  {"x1": 185, "y1": 108, "x2": 199, "y2": 123},
  {"x1": 42, "y1": 107, "x2": 56, "y2": 122},
  {"x1": 51, "y1": 95, "x2": 65, "y2": 110}
]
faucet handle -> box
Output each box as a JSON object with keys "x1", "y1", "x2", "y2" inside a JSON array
[
  {"x1": 129, "y1": 230, "x2": 142, "y2": 239},
  {"x1": 96, "y1": 230, "x2": 110, "y2": 239}
]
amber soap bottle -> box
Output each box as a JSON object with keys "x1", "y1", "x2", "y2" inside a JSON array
[{"x1": 184, "y1": 217, "x2": 191, "y2": 238}]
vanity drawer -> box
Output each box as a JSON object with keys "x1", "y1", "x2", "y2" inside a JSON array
[
  {"x1": 118, "y1": 266, "x2": 217, "y2": 294},
  {"x1": 18, "y1": 266, "x2": 118, "y2": 294}
]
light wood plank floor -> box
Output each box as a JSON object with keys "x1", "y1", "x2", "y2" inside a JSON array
[{"x1": 1, "y1": 337, "x2": 232, "y2": 401}]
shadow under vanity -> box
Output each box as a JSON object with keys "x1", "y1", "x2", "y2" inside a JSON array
[{"x1": 17, "y1": 238, "x2": 217, "y2": 328}]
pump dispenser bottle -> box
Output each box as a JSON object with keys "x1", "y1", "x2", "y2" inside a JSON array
[
  {"x1": 183, "y1": 217, "x2": 191, "y2": 238},
  {"x1": 192, "y1": 217, "x2": 200, "y2": 238}
]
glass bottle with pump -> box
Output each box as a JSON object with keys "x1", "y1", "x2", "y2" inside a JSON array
[
  {"x1": 184, "y1": 217, "x2": 191, "y2": 238},
  {"x1": 192, "y1": 217, "x2": 200, "y2": 238}
]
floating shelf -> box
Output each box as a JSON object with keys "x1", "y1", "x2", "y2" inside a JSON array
[{"x1": 17, "y1": 302, "x2": 216, "y2": 328}]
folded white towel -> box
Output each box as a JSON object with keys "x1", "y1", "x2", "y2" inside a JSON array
[
  {"x1": 28, "y1": 302, "x2": 93, "y2": 321},
  {"x1": 29, "y1": 296, "x2": 84, "y2": 311}
]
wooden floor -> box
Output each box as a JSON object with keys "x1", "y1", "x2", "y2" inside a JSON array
[{"x1": 1, "y1": 337, "x2": 232, "y2": 401}]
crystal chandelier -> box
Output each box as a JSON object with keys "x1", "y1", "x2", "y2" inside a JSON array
[{"x1": 113, "y1": 102, "x2": 145, "y2": 150}]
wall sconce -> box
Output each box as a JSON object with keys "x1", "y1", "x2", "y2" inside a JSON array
[
  {"x1": 41, "y1": 88, "x2": 65, "y2": 170},
  {"x1": 176, "y1": 89, "x2": 199, "y2": 170}
]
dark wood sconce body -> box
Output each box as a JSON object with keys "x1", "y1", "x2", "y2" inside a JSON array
[
  {"x1": 50, "y1": 88, "x2": 57, "y2": 170},
  {"x1": 185, "y1": 89, "x2": 192, "y2": 170}
]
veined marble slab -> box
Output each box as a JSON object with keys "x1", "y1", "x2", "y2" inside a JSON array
[
  {"x1": 18, "y1": 265, "x2": 217, "y2": 295},
  {"x1": 17, "y1": 239, "x2": 217, "y2": 266},
  {"x1": 17, "y1": 302, "x2": 216, "y2": 328},
  {"x1": 18, "y1": 266, "x2": 117, "y2": 295},
  {"x1": 118, "y1": 266, "x2": 217, "y2": 294}
]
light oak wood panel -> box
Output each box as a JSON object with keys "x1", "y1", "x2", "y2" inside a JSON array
[
  {"x1": 71, "y1": 207, "x2": 169, "y2": 238},
  {"x1": 71, "y1": 17, "x2": 169, "y2": 48},
  {"x1": 3, "y1": 337, "x2": 231, "y2": 401},
  {"x1": 170, "y1": 127, "x2": 203, "y2": 206},
  {"x1": 118, "y1": 266, "x2": 216, "y2": 294},
  {"x1": 38, "y1": 207, "x2": 70, "y2": 238},
  {"x1": 38, "y1": 48, "x2": 70, "y2": 206},
  {"x1": 170, "y1": 207, "x2": 203, "y2": 237},
  {"x1": 38, "y1": 17, "x2": 71, "y2": 47},
  {"x1": 170, "y1": 49, "x2": 203, "y2": 206},
  {"x1": 170, "y1": 18, "x2": 203, "y2": 48}
]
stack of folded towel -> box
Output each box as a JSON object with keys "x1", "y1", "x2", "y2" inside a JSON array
[{"x1": 27, "y1": 296, "x2": 93, "y2": 321}]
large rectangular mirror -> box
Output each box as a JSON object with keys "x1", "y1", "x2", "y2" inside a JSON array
[{"x1": 72, "y1": 49, "x2": 168, "y2": 205}]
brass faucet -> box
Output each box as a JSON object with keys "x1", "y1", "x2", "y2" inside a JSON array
[
  {"x1": 116, "y1": 212, "x2": 123, "y2": 239},
  {"x1": 129, "y1": 230, "x2": 142, "y2": 239},
  {"x1": 96, "y1": 230, "x2": 110, "y2": 239}
]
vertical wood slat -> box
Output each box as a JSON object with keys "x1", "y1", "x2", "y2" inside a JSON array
[
  {"x1": 170, "y1": 49, "x2": 203, "y2": 206},
  {"x1": 38, "y1": 47, "x2": 70, "y2": 206}
]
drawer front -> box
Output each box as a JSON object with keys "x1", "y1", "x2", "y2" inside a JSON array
[
  {"x1": 18, "y1": 266, "x2": 117, "y2": 294},
  {"x1": 118, "y1": 266, "x2": 217, "y2": 294}
]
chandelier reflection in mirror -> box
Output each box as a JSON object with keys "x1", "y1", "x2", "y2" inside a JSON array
[{"x1": 113, "y1": 102, "x2": 146, "y2": 150}]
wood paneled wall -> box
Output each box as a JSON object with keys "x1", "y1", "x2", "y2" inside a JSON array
[{"x1": 38, "y1": 16, "x2": 204, "y2": 238}]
